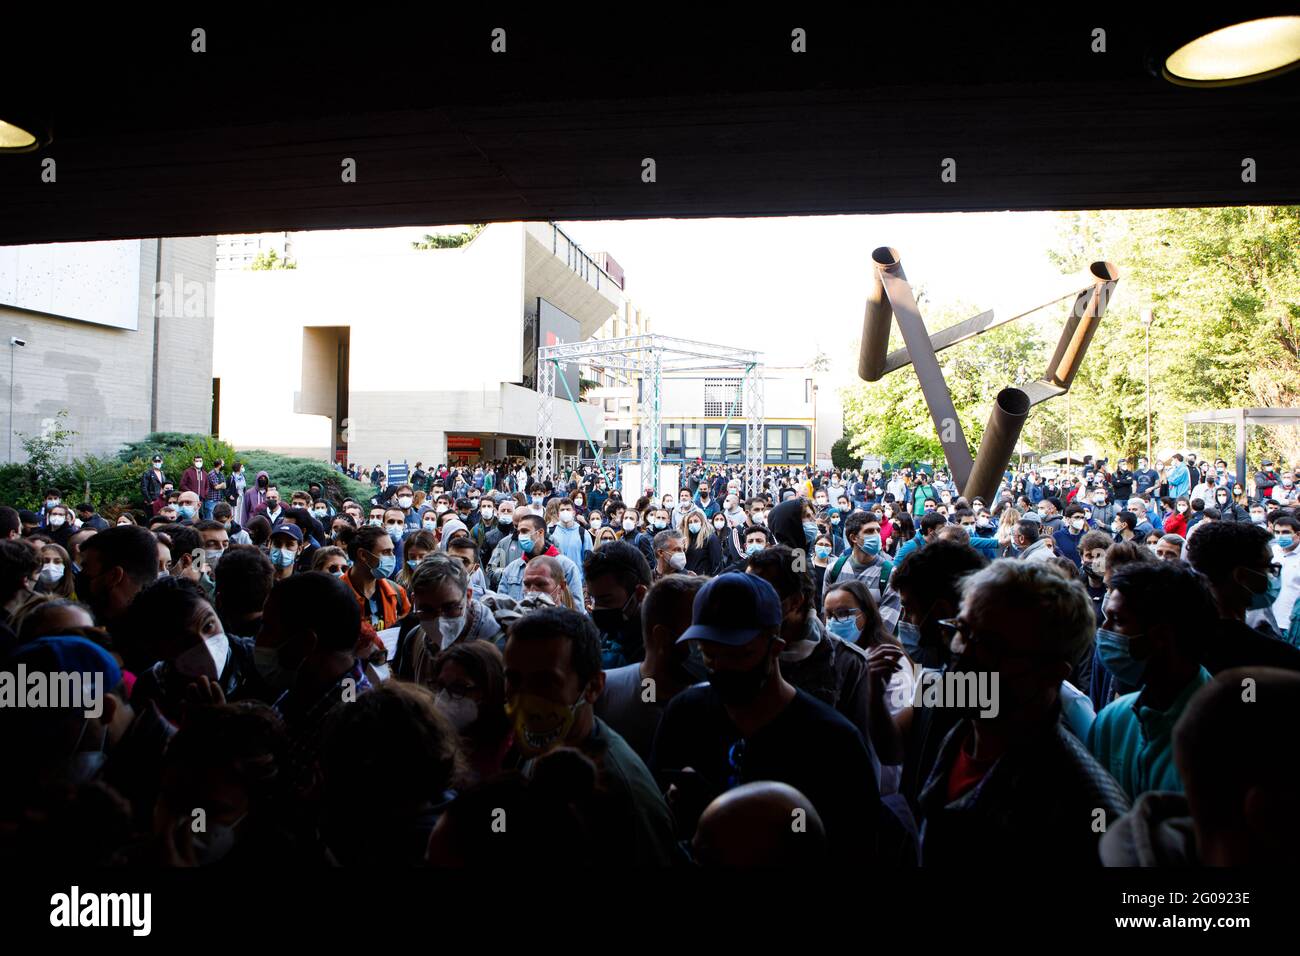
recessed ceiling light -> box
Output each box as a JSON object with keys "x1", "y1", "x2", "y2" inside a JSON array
[
  {"x1": 1164, "y1": 16, "x2": 1300, "y2": 86},
  {"x1": 0, "y1": 118, "x2": 38, "y2": 151}
]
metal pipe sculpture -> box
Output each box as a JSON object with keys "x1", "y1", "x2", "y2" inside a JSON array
[{"x1": 859, "y1": 248, "x2": 1119, "y2": 503}]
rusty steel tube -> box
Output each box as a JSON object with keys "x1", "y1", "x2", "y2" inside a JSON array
[
  {"x1": 965, "y1": 387, "x2": 1031, "y2": 503},
  {"x1": 1046, "y1": 260, "x2": 1120, "y2": 389},
  {"x1": 858, "y1": 247, "x2": 898, "y2": 381}
]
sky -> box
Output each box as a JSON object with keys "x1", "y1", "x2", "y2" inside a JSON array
[
  {"x1": 556, "y1": 211, "x2": 1071, "y2": 384},
  {"x1": 280, "y1": 210, "x2": 1076, "y2": 390}
]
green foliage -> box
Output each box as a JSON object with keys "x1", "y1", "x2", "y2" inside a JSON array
[
  {"x1": 235, "y1": 449, "x2": 372, "y2": 504},
  {"x1": 840, "y1": 205, "x2": 1300, "y2": 471},
  {"x1": 875, "y1": 422, "x2": 945, "y2": 468},
  {"x1": 248, "y1": 249, "x2": 296, "y2": 270},
  {"x1": 830, "y1": 436, "x2": 857, "y2": 470},
  {"x1": 412, "y1": 224, "x2": 486, "y2": 250}
]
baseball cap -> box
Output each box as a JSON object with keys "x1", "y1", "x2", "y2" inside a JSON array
[
  {"x1": 677, "y1": 572, "x2": 783, "y2": 647},
  {"x1": 270, "y1": 520, "x2": 303, "y2": 543}
]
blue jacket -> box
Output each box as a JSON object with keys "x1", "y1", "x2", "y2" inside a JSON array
[
  {"x1": 1053, "y1": 527, "x2": 1085, "y2": 567},
  {"x1": 550, "y1": 523, "x2": 592, "y2": 583}
]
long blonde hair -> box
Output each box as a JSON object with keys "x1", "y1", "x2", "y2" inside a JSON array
[
  {"x1": 679, "y1": 510, "x2": 712, "y2": 549},
  {"x1": 996, "y1": 506, "x2": 1021, "y2": 545}
]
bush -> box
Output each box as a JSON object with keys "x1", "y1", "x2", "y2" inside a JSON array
[
  {"x1": 831, "y1": 437, "x2": 857, "y2": 470},
  {"x1": 0, "y1": 431, "x2": 374, "y2": 514},
  {"x1": 232, "y1": 449, "x2": 373, "y2": 505}
]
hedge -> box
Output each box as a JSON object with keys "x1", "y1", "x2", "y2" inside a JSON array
[{"x1": 0, "y1": 433, "x2": 374, "y2": 516}]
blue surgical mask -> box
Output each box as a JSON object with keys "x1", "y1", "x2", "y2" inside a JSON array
[
  {"x1": 746, "y1": 542, "x2": 764, "y2": 556},
  {"x1": 814, "y1": 545, "x2": 831, "y2": 560},
  {"x1": 1276, "y1": 535, "x2": 1294, "y2": 550},
  {"x1": 1239, "y1": 568, "x2": 1281, "y2": 610},
  {"x1": 520, "y1": 536, "x2": 537, "y2": 555},
  {"x1": 374, "y1": 554, "x2": 397, "y2": 578},
  {"x1": 178, "y1": 504, "x2": 197, "y2": 521},
  {"x1": 1096, "y1": 627, "x2": 1148, "y2": 687},
  {"x1": 803, "y1": 521, "x2": 818, "y2": 545},
  {"x1": 270, "y1": 547, "x2": 296, "y2": 569},
  {"x1": 827, "y1": 617, "x2": 858, "y2": 642},
  {"x1": 388, "y1": 526, "x2": 404, "y2": 544},
  {"x1": 860, "y1": 533, "x2": 882, "y2": 556}
]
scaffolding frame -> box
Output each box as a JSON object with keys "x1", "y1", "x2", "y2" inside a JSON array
[{"x1": 535, "y1": 334, "x2": 764, "y2": 498}]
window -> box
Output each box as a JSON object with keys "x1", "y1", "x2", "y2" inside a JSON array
[
  {"x1": 787, "y1": 428, "x2": 807, "y2": 453},
  {"x1": 703, "y1": 377, "x2": 743, "y2": 417},
  {"x1": 763, "y1": 426, "x2": 811, "y2": 464},
  {"x1": 604, "y1": 398, "x2": 618, "y2": 413},
  {"x1": 684, "y1": 426, "x2": 702, "y2": 460}
]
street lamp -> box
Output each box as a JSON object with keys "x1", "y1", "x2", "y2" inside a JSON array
[
  {"x1": 9, "y1": 336, "x2": 27, "y2": 462},
  {"x1": 1140, "y1": 308, "x2": 1154, "y2": 463}
]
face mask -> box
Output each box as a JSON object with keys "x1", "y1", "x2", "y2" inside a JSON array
[
  {"x1": 437, "y1": 612, "x2": 465, "y2": 650},
  {"x1": 434, "y1": 690, "x2": 479, "y2": 731},
  {"x1": 1070, "y1": 518, "x2": 1086, "y2": 532},
  {"x1": 397, "y1": 496, "x2": 413, "y2": 509},
  {"x1": 1111, "y1": 522, "x2": 1122, "y2": 534},
  {"x1": 531, "y1": 496, "x2": 544, "y2": 506},
  {"x1": 481, "y1": 508, "x2": 495, "y2": 522},
  {"x1": 1096, "y1": 628, "x2": 1148, "y2": 687},
  {"x1": 520, "y1": 536, "x2": 537, "y2": 555},
  {"x1": 976, "y1": 518, "x2": 991, "y2": 529},
  {"x1": 752, "y1": 513, "x2": 766, "y2": 525},
  {"x1": 559, "y1": 510, "x2": 575, "y2": 525},
  {"x1": 67, "y1": 718, "x2": 108, "y2": 785},
  {"x1": 590, "y1": 517, "x2": 602, "y2": 530},
  {"x1": 827, "y1": 617, "x2": 858, "y2": 642},
  {"x1": 707, "y1": 649, "x2": 772, "y2": 706},
  {"x1": 204, "y1": 549, "x2": 223, "y2": 570},
  {"x1": 859, "y1": 533, "x2": 882, "y2": 556},
  {"x1": 506, "y1": 691, "x2": 587, "y2": 755},
  {"x1": 266, "y1": 502, "x2": 280, "y2": 513},
  {"x1": 387, "y1": 526, "x2": 404, "y2": 543},
  {"x1": 668, "y1": 552, "x2": 687, "y2": 571},
  {"x1": 46, "y1": 513, "x2": 68, "y2": 529},
  {"x1": 373, "y1": 554, "x2": 397, "y2": 578},
  {"x1": 1177, "y1": 504, "x2": 1188, "y2": 513},
  {"x1": 270, "y1": 547, "x2": 296, "y2": 569},
  {"x1": 1238, "y1": 568, "x2": 1281, "y2": 610},
  {"x1": 39, "y1": 564, "x2": 65, "y2": 584},
  {"x1": 499, "y1": 513, "x2": 513, "y2": 526},
  {"x1": 1277, "y1": 535, "x2": 1295, "y2": 550},
  {"x1": 313, "y1": 508, "x2": 327, "y2": 519},
  {"x1": 1251, "y1": 514, "x2": 1266, "y2": 525},
  {"x1": 421, "y1": 519, "x2": 439, "y2": 532},
  {"x1": 713, "y1": 520, "x2": 726, "y2": 532},
  {"x1": 253, "y1": 645, "x2": 298, "y2": 694},
  {"x1": 815, "y1": 545, "x2": 831, "y2": 560},
  {"x1": 688, "y1": 522, "x2": 702, "y2": 535},
  {"x1": 175, "y1": 505, "x2": 196, "y2": 521}
]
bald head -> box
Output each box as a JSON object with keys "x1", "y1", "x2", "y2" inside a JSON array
[{"x1": 692, "y1": 781, "x2": 826, "y2": 866}]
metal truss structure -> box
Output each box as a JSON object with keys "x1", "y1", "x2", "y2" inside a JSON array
[{"x1": 536, "y1": 334, "x2": 763, "y2": 498}]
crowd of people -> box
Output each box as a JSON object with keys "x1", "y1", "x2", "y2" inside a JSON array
[{"x1": 2, "y1": 446, "x2": 1299, "y2": 867}]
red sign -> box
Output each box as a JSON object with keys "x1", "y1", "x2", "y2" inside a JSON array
[{"x1": 447, "y1": 436, "x2": 482, "y2": 451}]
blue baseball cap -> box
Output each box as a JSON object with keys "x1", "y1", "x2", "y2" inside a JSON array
[
  {"x1": 8, "y1": 635, "x2": 123, "y2": 693},
  {"x1": 678, "y1": 572, "x2": 783, "y2": 647},
  {"x1": 270, "y1": 520, "x2": 303, "y2": 543}
]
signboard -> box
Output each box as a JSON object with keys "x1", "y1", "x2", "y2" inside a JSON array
[
  {"x1": 0, "y1": 240, "x2": 141, "y2": 330},
  {"x1": 447, "y1": 436, "x2": 482, "y2": 451},
  {"x1": 538, "y1": 297, "x2": 581, "y2": 401},
  {"x1": 620, "y1": 463, "x2": 641, "y2": 499}
]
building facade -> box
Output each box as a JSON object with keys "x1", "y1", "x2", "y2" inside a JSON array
[
  {"x1": 212, "y1": 222, "x2": 617, "y2": 470},
  {"x1": 0, "y1": 236, "x2": 216, "y2": 461}
]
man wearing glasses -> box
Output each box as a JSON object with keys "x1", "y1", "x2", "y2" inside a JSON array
[
  {"x1": 650, "y1": 573, "x2": 896, "y2": 865},
  {"x1": 916, "y1": 560, "x2": 1130, "y2": 867}
]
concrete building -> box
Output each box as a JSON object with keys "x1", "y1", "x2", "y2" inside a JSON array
[
  {"x1": 216, "y1": 233, "x2": 293, "y2": 271},
  {"x1": 212, "y1": 222, "x2": 617, "y2": 469},
  {"x1": 0, "y1": 237, "x2": 216, "y2": 461}
]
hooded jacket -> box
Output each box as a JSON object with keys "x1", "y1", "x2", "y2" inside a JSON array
[
  {"x1": 438, "y1": 518, "x2": 469, "y2": 550},
  {"x1": 768, "y1": 497, "x2": 809, "y2": 550},
  {"x1": 1099, "y1": 792, "x2": 1198, "y2": 866},
  {"x1": 241, "y1": 471, "x2": 271, "y2": 525}
]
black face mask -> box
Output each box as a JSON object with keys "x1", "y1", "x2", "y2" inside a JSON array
[
  {"x1": 707, "y1": 642, "x2": 773, "y2": 706},
  {"x1": 591, "y1": 595, "x2": 637, "y2": 635}
]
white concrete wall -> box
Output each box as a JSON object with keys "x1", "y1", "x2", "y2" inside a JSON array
[{"x1": 0, "y1": 237, "x2": 215, "y2": 462}]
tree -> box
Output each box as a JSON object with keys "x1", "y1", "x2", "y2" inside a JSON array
[
  {"x1": 412, "y1": 224, "x2": 486, "y2": 250},
  {"x1": 830, "y1": 436, "x2": 856, "y2": 470},
  {"x1": 249, "y1": 248, "x2": 296, "y2": 270}
]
